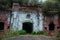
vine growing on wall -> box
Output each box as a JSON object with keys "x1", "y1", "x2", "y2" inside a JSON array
[{"x1": 0, "y1": 0, "x2": 12, "y2": 10}]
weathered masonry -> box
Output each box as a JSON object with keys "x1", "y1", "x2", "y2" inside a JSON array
[
  {"x1": 43, "y1": 9, "x2": 60, "y2": 35},
  {"x1": 0, "y1": 3, "x2": 60, "y2": 36},
  {"x1": 11, "y1": 3, "x2": 59, "y2": 35},
  {"x1": 11, "y1": 3, "x2": 44, "y2": 33},
  {"x1": 44, "y1": 14, "x2": 59, "y2": 35},
  {"x1": 0, "y1": 10, "x2": 11, "y2": 34}
]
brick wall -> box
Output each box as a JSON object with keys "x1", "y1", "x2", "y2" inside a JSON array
[
  {"x1": 0, "y1": 12, "x2": 10, "y2": 34},
  {"x1": 44, "y1": 14, "x2": 59, "y2": 36}
]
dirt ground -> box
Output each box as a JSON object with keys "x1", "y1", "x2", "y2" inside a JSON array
[{"x1": 6, "y1": 35, "x2": 57, "y2": 40}]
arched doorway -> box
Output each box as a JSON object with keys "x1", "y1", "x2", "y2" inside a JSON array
[
  {"x1": 49, "y1": 22, "x2": 55, "y2": 31},
  {"x1": 23, "y1": 22, "x2": 33, "y2": 33},
  {"x1": 0, "y1": 22, "x2": 4, "y2": 31}
]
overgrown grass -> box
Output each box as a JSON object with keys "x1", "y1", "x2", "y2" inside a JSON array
[
  {"x1": 0, "y1": 30, "x2": 55, "y2": 40},
  {"x1": 19, "y1": 30, "x2": 27, "y2": 35},
  {"x1": 31, "y1": 32, "x2": 37, "y2": 35},
  {"x1": 56, "y1": 32, "x2": 60, "y2": 38},
  {"x1": 0, "y1": 32, "x2": 20, "y2": 40},
  {"x1": 31, "y1": 31, "x2": 48, "y2": 36},
  {"x1": 0, "y1": 30, "x2": 27, "y2": 40},
  {"x1": 37, "y1": 31, "x2": 44, "y2": 35}
]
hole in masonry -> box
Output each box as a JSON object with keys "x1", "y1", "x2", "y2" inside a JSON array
[{"x1": 23, "y1": 22, "x2": 33, "y2": 33}]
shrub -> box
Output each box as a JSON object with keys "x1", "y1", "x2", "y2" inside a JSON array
[
  {"x1": 44, "y1": 33, "x2": 48, "y2": 36},
  {"x1": 0, "y1": 34, "x2": 10, "y2": 40},
  {"x1": 32, "y1": 32, "x2": 37, "y2": 35},
  {"x1": 0, "y1": 30, "x2": 26, "y2": 40},
  {"x1": 37, "y1": 31, "x2": 44, "y2": 35},
  {"x1": 19, "y1": 30, "x2": 27, "y2": 35},
  {"x1": 0, "y1": 35, "x2": 2, "y2": 40},
  {"x1": 56, "y1": 32, "x2": 60, "y2": 37},
  {"x1": 10, "y1": 31, "x2": 19, "y2": 36}
]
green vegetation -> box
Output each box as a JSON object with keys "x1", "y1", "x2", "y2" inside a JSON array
[
  {"x1": 56, "y1": 32, "x2": 60, "y2": 38},
  {"x1": 0, "y1": 0, "x2": 60, "y2": 39},
  {"x1": 43, "y1": 0, "x2": 59, "y2": 15},
  {"x1": 0, "y1": 30, "x2": 26, "y2": 40},
  {"x1": 0, "y1": 30, "x2": 48, "y2": 40},
  {"x1": 0, "y1": 0, "x2": 12, "y2": 10},
  {"x1": 31, "y1": 32, "x2": 37, "y2": 35},
  {"x1": 19, "y1": 30, "x2": 27, "y2": 35},
  {"x1": 0, "y1": 0, "x2": 38, "y2": 9},
  {"x1": 37, "y1": 31, "x2": 44, "y2": 35},
  {"x1": 31, "y1": 31, "x2": 48, "y2": 36},
  {"x1": 0, "y1": 33, "x2": 19, "y2": 40},
  {"x1": 12, "y1": 0, "x2": 38, "y2": 6},
  {"x1": 1, "y1": 29, "x2": 58, "y2": 40}
]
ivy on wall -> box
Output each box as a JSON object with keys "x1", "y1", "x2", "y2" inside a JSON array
[{"x1": 0, "y1": 0, "x2": 12, "y2": 10}]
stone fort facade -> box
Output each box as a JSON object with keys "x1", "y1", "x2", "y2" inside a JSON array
[{"x1": 0, "y1": 3, "x2": 60, "y2": 35}]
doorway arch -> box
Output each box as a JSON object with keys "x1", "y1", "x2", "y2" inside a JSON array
[
  {"x1": 0, "y1": 22, "x2": 4, "y2": 30},
  {"x1": 22, "y1": 22, "x2": 33, "y2": 33},
  {"x1": 49, "y1": 22, "x2": 55, "y2": 31}
]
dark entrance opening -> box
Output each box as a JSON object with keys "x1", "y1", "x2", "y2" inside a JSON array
[
  {"x1": 49, "y1": 22, "x2": 55, "y2": 31},
  {"x1": 0, "y1": 22, "x2": 4, "y2": 31},
  {"x1": 23, "y1": 22, "x2": 33, "y2": 33}
]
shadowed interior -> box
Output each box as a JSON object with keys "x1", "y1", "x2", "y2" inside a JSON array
[
  {"x1": 23, "y1": 22, "x2": 33, "y2": 33},
  {"x1": 0, "y1": 22, "x2": 4, "y2": 31},
  {"x1": 49, "y1": 22, "x2": 55, "y2": 31}
]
